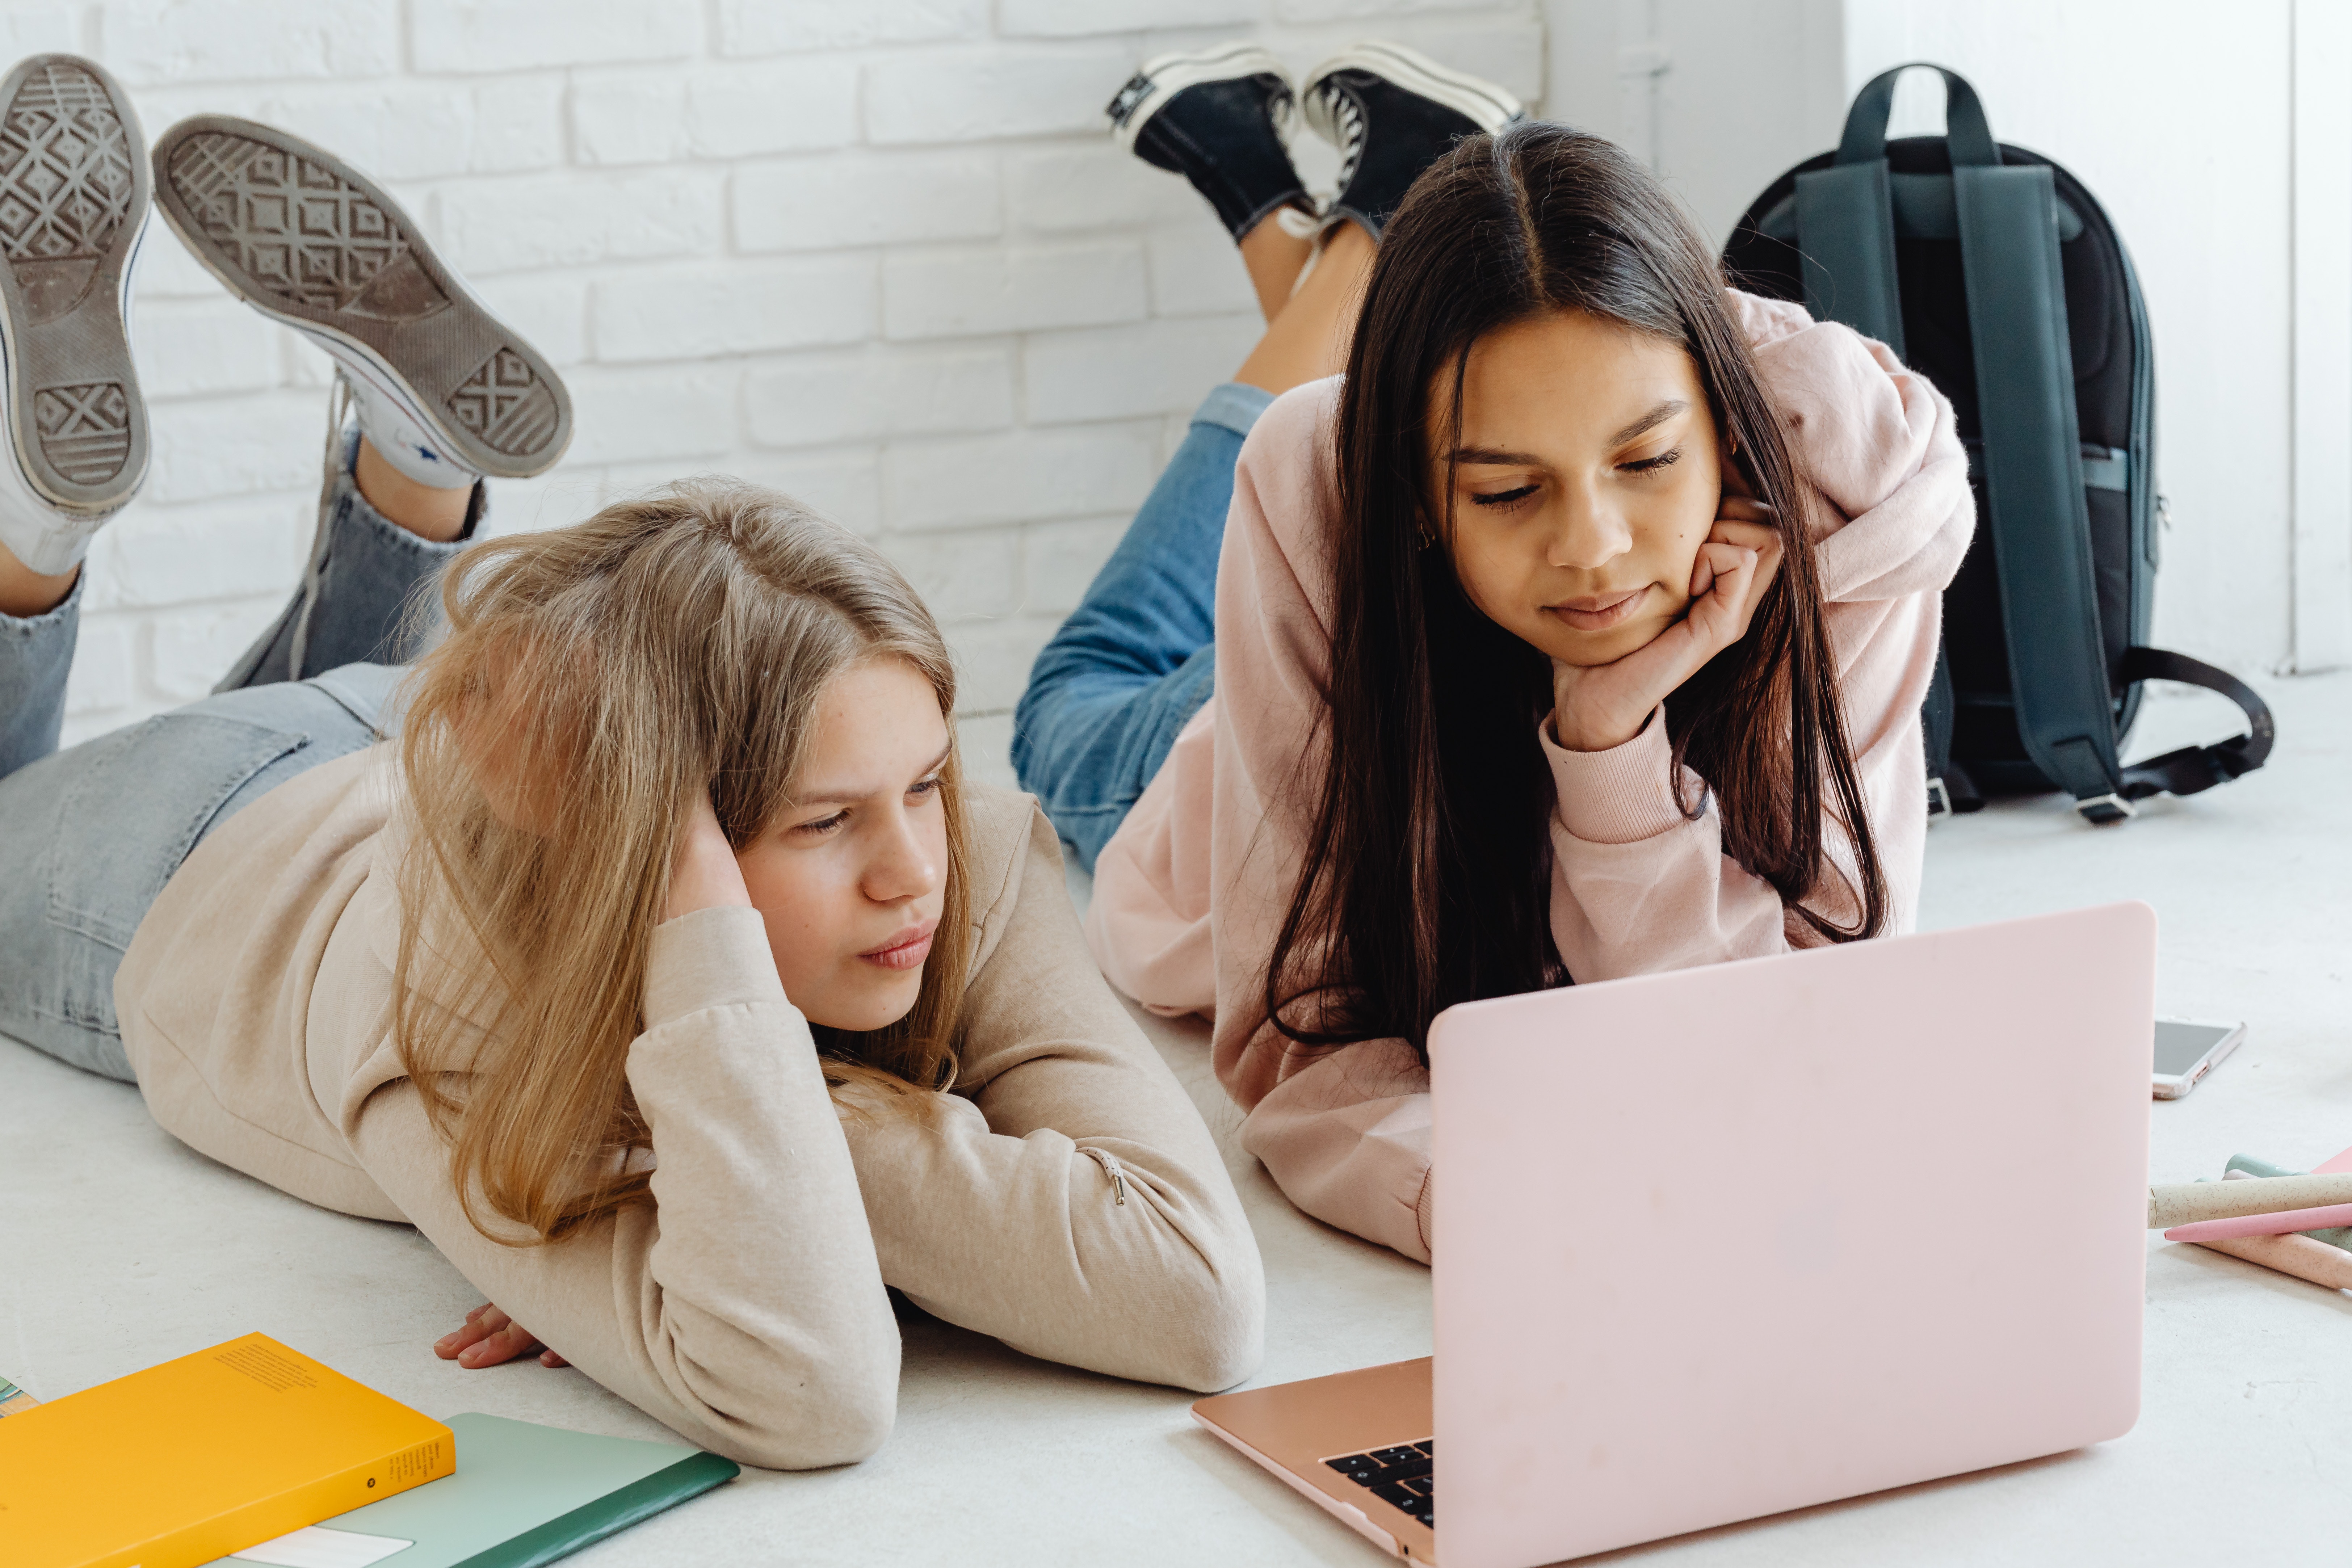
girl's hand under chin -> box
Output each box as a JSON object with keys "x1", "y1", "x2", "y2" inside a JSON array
[{"x1": 1548, "y1": 495, "x2": 1784, "y2": 753}]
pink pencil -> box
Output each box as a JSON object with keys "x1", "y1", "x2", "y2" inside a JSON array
[{"x1": 2163, "y1": 1201, "x2": 2352, "y2": 1243}]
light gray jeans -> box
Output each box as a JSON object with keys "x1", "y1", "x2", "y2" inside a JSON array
[{"x1": 0, "y1": 443, "x2": 477, "y2": 1081}]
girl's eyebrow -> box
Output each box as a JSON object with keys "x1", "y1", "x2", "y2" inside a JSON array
[
  {"x1": 1606, "y1": 398, "x2": 1688, "y2": 446},
  {"x1": 794, "y1": 740, "x2": 954, "y2": 806},
  {"x1": 1448, "y1": 398, "x2": 1689, "y2": 466}
]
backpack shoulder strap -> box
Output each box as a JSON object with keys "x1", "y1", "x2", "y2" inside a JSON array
[
  {"x1": 1922, "y1": 640, "x2": 1984, "y2": 818},
  {"x1": 1945, "y1": 85, "x2": 2130, "y2": 820},
  {"x1": 2113, "y1": 648, "x2": 2276, "y2": 806},
  {"x1": 1795, "y1": 64, "x2": 2001, "y2": 354}
]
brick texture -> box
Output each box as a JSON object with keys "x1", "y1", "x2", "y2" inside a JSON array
[{"x1": 43, "y1": 0, "x2": 1547, "y2": 786}]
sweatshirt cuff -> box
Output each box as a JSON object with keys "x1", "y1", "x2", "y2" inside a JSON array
[
  {"x1": 1538, "y1": 707, "x2": 1690, "y2": 845},
  {"x1": 642, "y1": 905, "x2": 788, "y2": 1029}
]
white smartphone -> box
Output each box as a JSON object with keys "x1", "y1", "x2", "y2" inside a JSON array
[{"x1": 2151, "y1": 1016, "x2": 2246, "y2": 1100}]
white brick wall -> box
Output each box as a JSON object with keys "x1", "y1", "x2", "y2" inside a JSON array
[{"x1": 42, "y1": 0, "x2": 1547, "y2": 787}]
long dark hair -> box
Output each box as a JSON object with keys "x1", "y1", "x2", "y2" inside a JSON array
[{"x1": 1264, "y1": 122, "x2": 1887, "y2": 1062}]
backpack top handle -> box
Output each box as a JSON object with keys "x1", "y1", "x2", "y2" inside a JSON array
[{"x1": 1835, "y1": 64, "x2": 2001, "y2": 169}]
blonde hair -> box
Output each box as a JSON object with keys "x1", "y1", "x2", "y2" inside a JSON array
[{"x1": 392, "y1": 480, "x2": 973, "y2": 1245}]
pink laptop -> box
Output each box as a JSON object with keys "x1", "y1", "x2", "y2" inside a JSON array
[{"x1": 1194, "y1": 903, "x2": 2154, "y2": 1567}]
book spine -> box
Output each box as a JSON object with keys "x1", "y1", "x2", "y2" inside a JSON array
[
  {"x1": 0, "y1": 1374, "x2": 38, "y2": 1416},
  {"x1": 452, "y1": 1452, "x2": 740, "y2": 1568},
  {"x1": 123, "y1": 1433, "x2": 455, "y2": 1568}
]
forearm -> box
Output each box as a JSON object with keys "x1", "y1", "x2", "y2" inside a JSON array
[
  {"x1": 355, "y1": 908, "x2": 900, "y2": 1469},
  {"x1": 847, "y1": 1097, "x2": 1261, "y2": 1391},
  {"x1": 1239, "y1": 1038, "x2": 1434, "y2": 1264}
]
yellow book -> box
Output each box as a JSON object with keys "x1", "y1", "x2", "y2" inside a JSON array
[{"x1": 0, "y1": 1333, "x2": 453, "y2": 1568}]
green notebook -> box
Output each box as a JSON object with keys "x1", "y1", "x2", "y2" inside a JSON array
[
  {"x1": 206, "y1": 1413, "x2": 738, "y2": 1568},
  {"x1": 0, "y1": 1371, "x2": 37, "y2": 1416}
]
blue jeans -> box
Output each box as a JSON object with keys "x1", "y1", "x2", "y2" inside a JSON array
[
  {"x1": 1013, "y1": 382, "x2": 1271, "y2": 871},
  {"x1": 0, "y1": 444, "x2": 476, "y2": 1081}
]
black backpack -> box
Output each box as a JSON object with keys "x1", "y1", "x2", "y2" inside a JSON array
[{"x1": 1719, "y1": 64, "x2": 2273, "y2": 824}]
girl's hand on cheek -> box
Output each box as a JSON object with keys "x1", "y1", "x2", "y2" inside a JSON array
[
  {"x1": 663, "y1": 786, "x2": 753, "y2": 922},
  {"x1": 1549, "y1": 501, "x2": 1783, "y2": 752}
]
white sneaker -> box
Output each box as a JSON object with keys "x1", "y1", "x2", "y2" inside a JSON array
[
  {"x1": 0, "y1": 53, "x2": 151, "y2": 575},
  {"x1": 149, "y1": 114, "x2": 571, "y2": 483}
]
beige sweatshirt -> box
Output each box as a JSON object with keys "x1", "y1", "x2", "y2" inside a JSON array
[
  {"x1": 114, "y1": 746, "x2": 1264, "y2": 1470},
  {"x1": 1084, "y1": 291, "x2": 1974, "y2": 1266}
]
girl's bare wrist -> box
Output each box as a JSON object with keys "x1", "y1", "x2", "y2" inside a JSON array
[
  {"x1": 1550, "y1": 706, "x2": 1650, "y2": 754},
  {"x1": 663, "y1": 850, "x2": 752, "y2": 922}
]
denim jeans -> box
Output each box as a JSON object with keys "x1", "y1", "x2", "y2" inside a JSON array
[
  {"x1": 1012, "y1": 382, "x2": 1271, "y2": 871},
  {"x1": 0, "y1": 441, "x2": 474, "y2": 1081}
]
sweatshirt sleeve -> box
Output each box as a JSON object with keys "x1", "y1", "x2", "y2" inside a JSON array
[
  {"x1": 840, "y1": 796, "x2": 1264, "y2": 1393},
  {"x1": 343, "y1": 904, "x2": 901, "y2": 1470},
  {"x1": 1545, "y1": 297, "x2": 1974, "y2": 980},
  {"x1": 1204, "y1": 381, "x2": 1441, "y2": 1266}
]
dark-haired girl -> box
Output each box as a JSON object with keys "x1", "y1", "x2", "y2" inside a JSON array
[{"x1": 1017, "y1": 45, "x2": 1971, "y2": 1262}]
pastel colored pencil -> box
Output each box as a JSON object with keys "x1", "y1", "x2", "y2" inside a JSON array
[
  {"x1": 2220, "y1": 1158, "x2": 2352, "y2": 1251},
  {"x1": 2191, "y1": 1230, "x2": 2352, "y2": 1292},
  {"x1": 2163, "y1": 1201, "x2": 2352, "y2": 1242},
  {"x1": 2146, "y1": 1173, "x2": 2352, "y2": 1228}
]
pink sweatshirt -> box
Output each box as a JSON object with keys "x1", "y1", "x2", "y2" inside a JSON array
[{"x1": 1083, "y1": 291, "x2": 1974, "y2": 1264}]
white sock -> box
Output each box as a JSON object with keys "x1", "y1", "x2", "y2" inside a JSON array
[{"x1": 344, "y1": 372, "x2": 478, "y2": 491}]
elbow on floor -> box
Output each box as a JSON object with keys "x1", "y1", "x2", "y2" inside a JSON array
[
  {"x1": 713, "y1": 1362, "x2": 900, "y2": 1471},
  {"x1": 1157, "y1": 1272, "x2": 1268, "y2": 1394}
]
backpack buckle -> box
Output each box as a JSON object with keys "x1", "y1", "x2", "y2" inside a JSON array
[
  {"x1": 2073, "y1": 791, "x2": 2137, "y2": 825},
  {"x1": 1927, "y1": 776, "x2": 1953, "y2": 821}
]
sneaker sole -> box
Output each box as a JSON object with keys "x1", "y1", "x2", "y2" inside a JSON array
[
  {"x1": 1300, "y1": 41, "x2": 1525, "y2": 143},
  {"x1": 149, "y1": 115, "x2": 572, "y2": 480},
  {"x1": 1109, "y1": 42, "x2": 1296, "y2": 151},
  {"x1": 0, "y1": 54, "x2": 151, "y2": 516}
]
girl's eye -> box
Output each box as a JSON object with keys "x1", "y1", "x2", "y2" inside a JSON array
[
  {"x1": 908, "y1": 775, "x2": 941, "y2": 801},
  {"x1": 796, "y1": 810, "x2": 848, "y2": 836},
  {"x1": 1621, "y1": 447, "x2": 1683, "y2": 475},
  {"x1": 1470, "y1": 483, "x2": 1540, "y2": 508}
]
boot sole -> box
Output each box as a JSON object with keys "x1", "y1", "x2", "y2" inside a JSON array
[
  {"x1": 149, "y1": 115, "x2": 572, "y2": 480},
  {"x1": 0, "y1": 54, "x2": 151, "y2": 516},
  {"x1": 1301, "y1": 41, "x2": 1526, "y2": 144},
  {"x1": 1109, "y1": 42, "x2": 1296, "y2": 150}
]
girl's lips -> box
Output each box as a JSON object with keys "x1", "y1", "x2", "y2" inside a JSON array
[
  {"x1": 860, "y1": 921, "x2": 937, "y2": 971},
  {"x1": 1545, "y1": 585, "x2": 1649, "y2": 632}
]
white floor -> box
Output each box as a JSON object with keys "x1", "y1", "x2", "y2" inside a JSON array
[{"x1": 5, "y1": 671, "x2": 2349, "y2": 1565}]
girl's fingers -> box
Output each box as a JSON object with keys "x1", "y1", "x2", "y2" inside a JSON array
[
  {"x1": 435, "y1": 1303, "x2": 554, "y2": 1370},
  {"x1": 1688, "y1": 546, "x2": 1762, "y2": 647},
  {"x1": 456, "y1": 1322, "x2": 541, "y2": 1369},
  {"x1": 434, "y1": 1309, "x2": 503, "y2": 1359},
  {"x1": 1690, "y1": 542, "x2": 1754, "y2": 601},
  {"x1": 1709, "y1": 517, "x2": 1778, "y2": 554}
]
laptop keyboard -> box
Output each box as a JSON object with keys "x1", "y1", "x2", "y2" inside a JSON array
[{"x1": 1324, "y1": 1439, "x2": 1435, "y2": 1527}]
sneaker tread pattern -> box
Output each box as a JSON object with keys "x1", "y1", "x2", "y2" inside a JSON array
[
  {"x1": 164, "y1": 131, "x2": 448, "y2": 320},
  {"x1": 0, "y1": 55, "x2": 146, "y2": 505}
]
